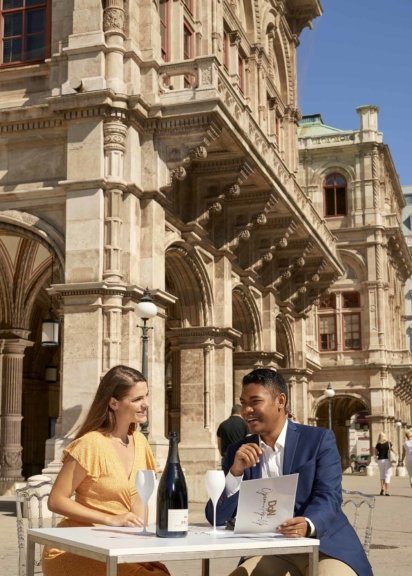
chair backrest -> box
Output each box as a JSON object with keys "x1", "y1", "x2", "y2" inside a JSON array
[
  {"x1": 342, "y1": 488, "x2": 375, "y2": 556},
  {"x1": 15, "y1": 475, "x2": 57, "y2": 576}
]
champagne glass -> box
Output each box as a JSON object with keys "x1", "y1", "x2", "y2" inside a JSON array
[
  {"x1": 205, "y1": 470, "x2": 225, "y2": 533},
  {"x1": 135, "y1": 470, "x2": 156, "y2": 535}
]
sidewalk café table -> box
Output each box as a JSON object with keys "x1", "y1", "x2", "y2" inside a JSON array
[{"x1": 27, "y1": 525, "x2": 319, "y2": 576}]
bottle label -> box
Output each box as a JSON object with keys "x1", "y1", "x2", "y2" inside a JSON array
[{"x1": 167, "y1": 509, "x2": 188, "y2": 532}]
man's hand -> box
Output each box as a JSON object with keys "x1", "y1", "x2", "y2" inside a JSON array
[
  {"x1": 230, "y1": 443, "x2": 262, "y2": 477},
  {"x1": 276, "y1": 517, "x2": 309, "y2": 538}
]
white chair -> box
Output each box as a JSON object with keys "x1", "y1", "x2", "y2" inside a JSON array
[
  {"x1": 342, "y1": 488, "x2": 375, "y2": 556},
  {"x1": 15, "y1": 475, "x2": 58, "y2": 576}
]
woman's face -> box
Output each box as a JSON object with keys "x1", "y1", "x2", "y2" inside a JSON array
[{"x1": 111, "y1": 381, "x2": 149, "y2": 427}]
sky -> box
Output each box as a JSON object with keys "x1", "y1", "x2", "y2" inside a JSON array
[{"x1": 297, "y1": 0, "x2": 412, "y2": 186}]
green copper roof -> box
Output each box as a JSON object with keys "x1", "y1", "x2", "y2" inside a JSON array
[{"x1": 298, "y1": 114, "x2": 350, "y2": 138}]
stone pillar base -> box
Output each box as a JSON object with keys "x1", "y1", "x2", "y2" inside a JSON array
[{"x1": 42, "y1": 436, "x2": 70, "y2": 479}]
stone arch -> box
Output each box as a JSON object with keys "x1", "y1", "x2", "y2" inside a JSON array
[
  {"x1": 316, "y1": 163, "x2": 356, "y2": 187},
  {"x1": 0, "y1": 210, "x2": 64, "y2": 271},
  {"x1": 0, "y1": 212, "x2": 64, "y2": 484},
  {"x1": 239, "y1": 1, "x2": 258, "y2": 42},
  {"x1": 276, "y1": 314, "x2": 295, "y2": 367},
  {"x1": 313, "y1": 392, "x2": 370, "y2": 470},
  {"x1": 339, "y1": 250, "x2": 367, "y2": 284},
  {"x1": 165, "y1": 243, "x2": 213, "y2": 327},
  {"x1": 232, "y1": 284, "x2": 262, "y2": 351}
]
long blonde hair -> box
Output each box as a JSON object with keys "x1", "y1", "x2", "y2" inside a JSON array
[
  {"x1": 377, "y1": 432, "x2": 387, "y2": 443},
  {"x1": 74, "y1": 365, "x2": 146, "y2": 440}
]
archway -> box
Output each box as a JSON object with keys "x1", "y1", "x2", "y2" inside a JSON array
[
  {"x1": 0, "y1": 225, "x2": 63, "y2": 487},
  {"x1": 164, "y1": 244, "x2": 212, "y2": 439},
  {"x1": 315, "y1": 394, "x2": 370, "y2": 470}
]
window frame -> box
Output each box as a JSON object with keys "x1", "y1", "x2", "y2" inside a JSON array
[
  {"x1": 159, "y1": 0, "x2": 170, "y2": 62},
  {"x1": 342, "y1": 312, "x2": 362, "y2": 351},
  {"x1": 0, "y1": 0, "x2": 51, "y2": 68},
  {"x1": 318, "y1": 313, "x2": 337, "y2": 352},
  {"x1": 323, "y1": 173, "x2": 347, "y2": 218},
  {"x1": 238, "y1": 50, "x2": 246, "y2": 94}
]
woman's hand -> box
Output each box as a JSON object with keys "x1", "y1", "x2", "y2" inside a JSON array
[{"x1": 106, "y1": 512, "x2": 144, "y2": 527}]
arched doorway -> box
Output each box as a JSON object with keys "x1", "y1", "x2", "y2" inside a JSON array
[
  {"x1": 164, "y1": 244, "x2": 211, "y2": 440},
  {"x1": 315, "y1": 395, "x2": 370, "y2": 470},
  {"x1": 0, "y1": 228, "x2": 63, "y2": 489}
]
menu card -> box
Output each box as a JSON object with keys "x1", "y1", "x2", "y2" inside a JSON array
[{"x1": 234, "y1": 473, "x2": 299, "y2": 534}]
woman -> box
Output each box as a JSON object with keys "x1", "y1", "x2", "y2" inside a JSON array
[
  {"x1": 43, "y1": 365, "x2": 170, "y2": 576},
  {"x1": 401, "y1": 429, "x2": 412, "y2": 487},
  {"x1": 375, "y1": 431, "x2": 393, "y2": 496}
]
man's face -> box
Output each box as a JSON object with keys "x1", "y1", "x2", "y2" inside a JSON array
[{"x1": 240, "y1": 382, "x2": 286, "y2": 436}]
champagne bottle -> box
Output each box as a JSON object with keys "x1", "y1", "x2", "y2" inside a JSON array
[{"x1": 156, "y1": 431, "x2": 188, "y2": 538}]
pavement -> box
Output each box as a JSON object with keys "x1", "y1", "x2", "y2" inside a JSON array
[{"x1": 1, "y1": 473, "x2": 411, "y2": 576}]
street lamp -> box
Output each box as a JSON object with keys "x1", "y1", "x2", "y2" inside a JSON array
[
  {"x1": 325, "y1": 383, "x2": 335, "y2": 430},
  {"x1": 136, "y1": 288, "x2": 157, "y2": 437}
]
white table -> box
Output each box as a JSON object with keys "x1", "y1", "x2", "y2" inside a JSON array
[{"x1": 27, "y1": 525, "x2": 319, "y2": 576}]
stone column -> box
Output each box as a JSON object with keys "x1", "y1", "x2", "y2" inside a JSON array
[
  {"x1": 0, "y1": 336, "x2": 33, "y2": 493},
  {"x1": 103, "y1": 0, "x2": 126, "y2": 93}
]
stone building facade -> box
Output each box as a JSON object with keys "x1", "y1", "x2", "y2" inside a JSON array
[
  {"x1": 0, "y1": 1, "x2": 409, "y2": 497},
  {"x1": 298, "y1": 109, "x2": 412, "y2": 470}
]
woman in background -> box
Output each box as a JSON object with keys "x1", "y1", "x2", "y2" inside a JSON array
[
  {"x1": 401, "y1": 429, "x2": 412, "y2": 487},
  {"x1": 375, "y1": 431, "x2": 393, "y2": 496},
  {"x1": 43, "y1": 365, "x2": 170, "y2": 576}
]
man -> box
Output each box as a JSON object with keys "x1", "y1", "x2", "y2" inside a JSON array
[
  {"x1": 206, "y1": 369, "x2": 372, "y2": 576},
  {"x1": 217, "y1": 405, "x2": 248, "y2": 462}
]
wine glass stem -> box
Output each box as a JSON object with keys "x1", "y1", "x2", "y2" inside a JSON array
[
  {"x1": 144, "y1": 505, "x2": 148, "y2": 532},
  {"x1": 213, "y1": 504, "x2": 217, "y2": 533}
]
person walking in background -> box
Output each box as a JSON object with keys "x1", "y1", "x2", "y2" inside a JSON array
[
  {"x1": 43, "y1": 365, "x2": 170, "y2": 576},
  {"x1": 401, "y1": 429, "x2": 412, "y2": 487},
  {"x1": 217, "y1": 404, "x2": 248, "y2": 465},
  {"x1": 375, "y1": 431, "x2": 393, "y2": 496}
]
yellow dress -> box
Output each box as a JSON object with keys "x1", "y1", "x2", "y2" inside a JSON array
[{"x1": 42, "y1": 431, "x2": 169, "y2": 576}]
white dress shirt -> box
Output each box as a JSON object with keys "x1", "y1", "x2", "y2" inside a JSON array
[{"x1": 225, "y1": 418, "x2": 315, "y2": 536}]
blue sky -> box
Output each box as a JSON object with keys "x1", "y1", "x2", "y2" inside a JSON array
[{"x1": 297, "y1": 0, "x2": 412, "y2": 186}]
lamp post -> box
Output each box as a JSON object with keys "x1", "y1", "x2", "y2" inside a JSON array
[
  {"x1": 136, "y1": 288, "x2": 157, "y2": 437},
  {"x1": 325, "y1": 383, "x2": 335, "y2": 430}
]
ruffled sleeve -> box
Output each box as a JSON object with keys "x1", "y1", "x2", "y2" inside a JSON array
[{"x1": 63, "y1": 432, "x2": 107, "y2": 478}]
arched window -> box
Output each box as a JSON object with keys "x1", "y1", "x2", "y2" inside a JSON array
[{"x1": 324, "y1": 173, "x2": 347, "y2": 217}]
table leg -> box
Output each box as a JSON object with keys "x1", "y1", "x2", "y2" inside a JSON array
[
  {"x1": 201, "y1": 558, "x2": 210, "y2": 576},
  {"x1": 26, "y1": 537, "x2": 35, "y2": 576},
  {"x1": 106, "y1": 556, "x2": 118, "y2": 576},
  {"x1": 308, "y1": 546, "x2": 319, "y2": 576}
]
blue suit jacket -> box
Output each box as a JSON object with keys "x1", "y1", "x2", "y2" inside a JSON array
[{"x1": 206, "y1": 421, "x2": 373, "y2": 576}]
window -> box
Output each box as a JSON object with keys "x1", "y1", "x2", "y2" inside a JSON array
[
  {"x1": 324, "y1": 173, "x2": 347, "y2": 217},
  {"x1": 223, "y1": 28, "x2": 229, "y2": 70},
  {"x1": 342, "y1": 292, "x2": 360, "y2": 308},
  {"x1": 319, "y1": 315, "x2": 336, "y2": 351},
  {"x1": 183, "y1": 22, "x2": 193, "y2": 60},
  {"x1": 319, "y1": 293, "x2": 336, "y2": 309},
  {"x1": 1, "y1": 0, "x2": 50, "y2": 66},
  {"x1": 238, "y1": 52, "x2": 246, "y2": 93},
  {"x1": 343, "y1": 313, "x2": 361, "y2": 350},
  {"x1": 159, "y1": 0, "x2": 170, "y2": 61}
]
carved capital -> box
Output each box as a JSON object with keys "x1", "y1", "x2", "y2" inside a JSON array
[
  {"x1": 103, "y1": 1, "x2": 125, "y2": 34},
  {"x1": 104, "y1": 118, "x2": 127, "y2": 152}
]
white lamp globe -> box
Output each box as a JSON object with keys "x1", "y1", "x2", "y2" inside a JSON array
[
  {"x1": 325, "y1": 383, "x2": 335, "y2": 399},
  {"x1": 136, "y1": 289, "x2": 157, "y2": 320}
]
